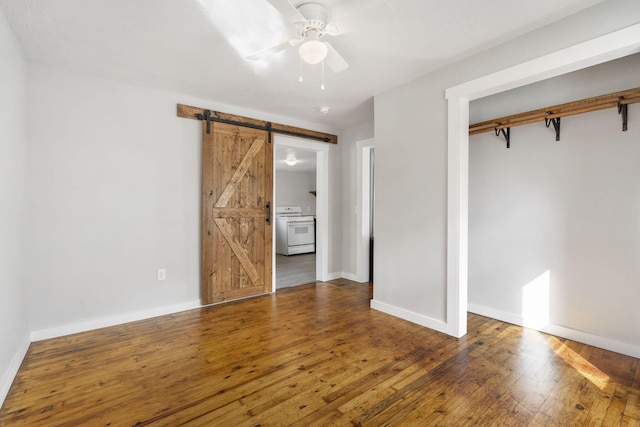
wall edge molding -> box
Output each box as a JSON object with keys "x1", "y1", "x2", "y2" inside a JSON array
[
  {"x1": 30, "y1": 300, "x2": 201, "y2": 342},
  {"x1": 370, "y1": 299, "x2": 449, "y2": 335},
  {"x1": 340, "y1": 272, "x2": 367, "y2": 283},
  {"x1": 0, "y1": 334, "x2": 30, "y2": 408},
  {"x1": 324, "y1": 272, "x2": 343, "y2": 281}
]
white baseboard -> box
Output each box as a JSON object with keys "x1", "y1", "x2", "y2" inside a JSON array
[
  {"x1": 340, "y1": 272, "x2": 368, "y2": 283},
  {"x1": 30, "y1": 300, "x2": 201, "y2": 342},
  {"x1": 323, "y1": 272, "x2": 343, "y2": 281},
  {"x1": 0, "y1": 334, "x2": 30, "y2": 408},
  {"x1": 370, "y1": 299, "x2": 450, "y2": 336},
  {"x1": 467, "y1": 303, "x2": 522, "y2": 328},
  {"x1": 468, "y1": 303, "x2": 640, "y2": 359}
]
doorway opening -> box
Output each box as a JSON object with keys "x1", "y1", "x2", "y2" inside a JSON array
[
  {"x1": 356, "y1": 138, "x2": 375, "y2": 283},
  {"x1": 445, "y1": 23, "x2": 640, "y2": 338},
  {"x1": 273, "y1": 134, "x2": 330, "y2": 290}
]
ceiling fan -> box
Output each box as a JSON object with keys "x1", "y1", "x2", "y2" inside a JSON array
[{"x1": 247, "y1": 1, "x2": 393, "y2": 74}]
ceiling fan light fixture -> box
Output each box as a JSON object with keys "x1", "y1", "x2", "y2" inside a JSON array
[
  {"x1": 285, "y1": 155, "x2": 297, "y2": 166},
  {"x1": 298, "y1": 39, "x2": 327, "y2": 65}
]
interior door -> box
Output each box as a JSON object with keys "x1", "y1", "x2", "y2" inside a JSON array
[{"x1": 201, "y1": 121, "x2": 273, "y2": 305}]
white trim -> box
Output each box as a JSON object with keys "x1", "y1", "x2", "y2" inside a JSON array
[
  {"x1": 446, "y1": 24, "x2": 640, "y2": 102},
  {"x1": 30, "y1": 300, "x2": 201, "y2": 341},
  {"x1": 371, "y1": 299, "x2": 449, "y2": 334},
  {"x1": 0, "y1": 334, "x2": 30, "y2": 408},
  {"x1": 467, "y1": 303, "x2": 523, "y2": 328},
  {"x1": 315, "y1": 148, "x2": 329, "y2": 282},
  {"x1": 445, "y1": 23, "x2": 640, "y2": 340},
  {"x1": 356, "y1": 138, "x2": 375, "y2": 283},
  {"x1": 469, "y1": 303, "x2": 640, "y2": 359},
  {"x1": 274, "y1": 135, "x2": 331, "y2": 285},
  {"x1": 446, "y1": 94, "x2": 469, "y2": 338},
  {"x1": 340, "y1": 271, "x2": 364, "y2": 282},
  {"x1": 324, "y1": 271, "x2": 343, "y2": 281}
]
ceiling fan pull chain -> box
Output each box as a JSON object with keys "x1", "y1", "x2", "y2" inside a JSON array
[
  {"x1": 321, "y1": 60, "x2": 326, "y2": 90},
  {"x1": 298, "y1": 57, "x2": 303, "y2": 82}
]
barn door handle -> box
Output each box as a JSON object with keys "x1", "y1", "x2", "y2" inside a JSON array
[{"x1": 266, "y1": 202, "x2": 271, "y2": 224}]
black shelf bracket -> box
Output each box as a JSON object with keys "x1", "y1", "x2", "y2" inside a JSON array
[
  {"x1": 545, "y1": 116, "x2": 561, "y2": 141},
  {"x1": 618, "y1": 98, "x2": 628, "y2": 131},
  {"x1": 495, "y1": 127, "x2": 511, "y2": 148}
]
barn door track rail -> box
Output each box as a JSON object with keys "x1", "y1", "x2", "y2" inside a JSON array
[
  {"x1": 177, "y1": 104, "x2": 338, "y2": 144},
  {"x1": 469, "y1": 87, "x2": 640, "y2": 148}
]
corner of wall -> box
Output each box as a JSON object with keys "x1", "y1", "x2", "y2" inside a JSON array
[
  {"x1": 370, "y1": 298, "x2": 450, "y2": 336},
  {"x1": 0, "y1": 334, "x2": 30, "y2": 408},
  {"x1": 0, "y1": 3, "x2": 30, "y2": 411}
]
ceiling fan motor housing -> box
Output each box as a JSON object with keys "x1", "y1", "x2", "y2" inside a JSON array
[{"x1": 297, "y1": 3, "x2": 330, "y2": 32}]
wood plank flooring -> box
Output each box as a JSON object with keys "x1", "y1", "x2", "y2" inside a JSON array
[{"x1": 1, "y1": 279, "x2": 639, "y2": 426}]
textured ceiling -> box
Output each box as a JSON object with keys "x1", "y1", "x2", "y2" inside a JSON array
[{"x1": 1, "y1": 0, "x2": 604, "y2": 131}]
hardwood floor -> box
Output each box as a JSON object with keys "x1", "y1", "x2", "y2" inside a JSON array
[
  {"x1": 276, "y1": 253, "x2": 315, "y2": 289},
  {"x1": 1, "y1": 279, "x2": 639, "y2": 426}
]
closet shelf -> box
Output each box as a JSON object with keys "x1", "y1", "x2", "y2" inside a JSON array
[{"x1": 469, "y1": 87, "x2": 640, "y2": 136}]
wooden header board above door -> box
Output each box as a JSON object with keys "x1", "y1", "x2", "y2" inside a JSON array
[{"x1": 177, "y1": 104, "x2": 338, "y2": 144}]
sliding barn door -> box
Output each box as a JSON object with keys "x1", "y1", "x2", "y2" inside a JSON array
[{"x1": 201, "y1": 122, "x2": 273, "y2": 305}]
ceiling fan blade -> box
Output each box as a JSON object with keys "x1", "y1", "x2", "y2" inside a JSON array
[
  {"x1": 266, "y1": 0, "x2": 306, "y2": 24},
  {"x1": 327, "y1": 3, "x2": 394, "y2": 36},
  {"x1": 246, "y1": 41, "x2": 290, "y2": 60},
  {"x1": 324, "y1": 42, "x2": 349, "y2": 73}
]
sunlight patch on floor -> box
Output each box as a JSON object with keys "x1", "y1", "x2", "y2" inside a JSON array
[{"x1": 552, "y1": 338, "x2": 610, "y2": 390}]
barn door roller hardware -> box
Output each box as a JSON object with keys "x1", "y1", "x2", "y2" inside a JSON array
[
  {"x1": 196, "y1": 109, "x2": 214, "y2": 134},
  {"x1": 545, "y1": 116, "x2": 561, "y2": 141},
  {"x1": 195, "y1": 109, "x2": 272, "y2": 135},
  {"x1": 469, "y1": 87, "x2": 640, "y2": 147},
  {"x1": 618, "y1": 98, "x2": 628, "y2": 131},
  {"x1": 495, "y1": 127, "x2": 511, "y2": 148}
]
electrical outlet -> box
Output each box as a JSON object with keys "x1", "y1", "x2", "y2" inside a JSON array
[{"x1": 157, "y1": 269, "x2": 166, "y2": 281}]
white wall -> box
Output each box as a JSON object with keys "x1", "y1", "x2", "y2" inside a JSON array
[
  {"x1": 373, "y1": 0, "x2": 640, "y2": 351},
  {"x1": 374, "y1": 76, "x2": 449, "y2": 321},
  {"x1": 470, "y1": 53, "x2": 640, "y2": 124},
  {"x1": 275, "y1": 171, "x2": 316, "y2": 215},
  {"x1": 340, "y1": 121, "x2": 374, "y2": 280},
  {"x1": 327, "y1": 140, "x2": 344, "y2": 278},
  {"x1": 0, "y1": 6, "x2": 29, "y2": 405},
  {"x1": 26, "y1": 62, "x2": 342, "y2": 337},
  {"x1": 469, "y1": 54, "x2": 640, "y2": 347}
]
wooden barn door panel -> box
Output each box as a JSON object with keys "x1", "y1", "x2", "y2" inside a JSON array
[{"x1": 201, "y1": 122, "x2": 272, "y2": 305}]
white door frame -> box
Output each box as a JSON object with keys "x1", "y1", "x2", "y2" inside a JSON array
[
  {"x1": 356, "y1": 138, "x2": 374, "y2": 283},
  {"x1": 444, "y1": 23, "x2": 640, "y2": 338},
  {"x1": 273, "y1": 134, "x2": 330, "y2": 288}
]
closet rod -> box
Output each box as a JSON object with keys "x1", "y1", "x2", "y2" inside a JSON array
[{"x1": 469, "y1": 87, "x2": 640, "y2": 136}]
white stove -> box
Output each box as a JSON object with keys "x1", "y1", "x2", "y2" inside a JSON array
[{"x1": 275, "y1": 206, "x2": 315, "y2": 255}]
